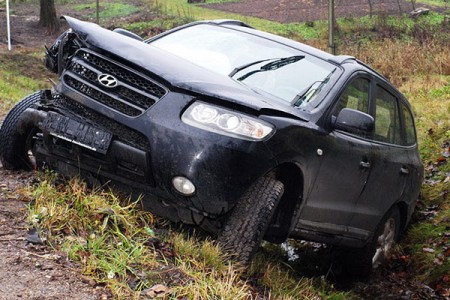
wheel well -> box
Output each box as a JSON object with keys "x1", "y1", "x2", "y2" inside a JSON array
[
  {"x1": 396, "y1": 201, "x2": 409, "y2": 232},
  {"x1": 265, "y1": 163, "x2": 304, "y2": 243}
]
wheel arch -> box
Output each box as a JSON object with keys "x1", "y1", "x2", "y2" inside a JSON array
[
  {"x1": 265, "y1": 162, "x2": 304, "y2": 243},
  {"x1": 395, "y1": 201, "x2": 409, "y2": 233}
]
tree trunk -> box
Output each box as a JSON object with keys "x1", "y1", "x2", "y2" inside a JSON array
[
  {"x1": 396, "y1": 0, "x2": 402, "y2": 14},
  {"x1": 367, "y1": 0, "x2": 373, "y2": 18},
  {"x1": 39, "y1": 0, "x2": 59, "y2": 33}
]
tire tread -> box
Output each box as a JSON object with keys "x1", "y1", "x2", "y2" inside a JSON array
[
  {"x1": 218, "y1": 176, "x2": 284, "y2": 265},
  {"x1": 0, "y1": 92, "x2": 41, "y2": 170}
]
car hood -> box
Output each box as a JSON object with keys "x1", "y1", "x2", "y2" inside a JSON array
[{"x1": 62, "y1": 16, "x2": 308, "y2": 121}]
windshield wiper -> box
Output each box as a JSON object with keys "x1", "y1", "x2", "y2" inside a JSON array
[
  {"x1": 229, "y1": 58, "x2": 274, "y2": 77},
  {"x1": 292, "y1": 68, "x2": 336, "y2": 107},
  {"x1": 229, "y1": 55, "x2": 305, "y2": 81}
]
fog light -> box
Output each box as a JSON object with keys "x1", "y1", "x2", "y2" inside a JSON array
[{"x1": 172, "y1": 176, "x2": 196, "y2": 196}]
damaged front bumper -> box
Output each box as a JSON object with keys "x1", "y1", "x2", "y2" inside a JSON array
[{"x1": 27, "y1": 90, "x2": 276, "y2": 232}]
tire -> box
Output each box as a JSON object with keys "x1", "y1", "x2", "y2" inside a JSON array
[
  {"x1": 343, "y1": 206, "x2": 401, "y2": 276},
  {"x1": 217, "y1": 176, "x2": 284, "y2": 265},
  {"x1": 0, "y1": 92, "x2": 41, "y2": 170}
]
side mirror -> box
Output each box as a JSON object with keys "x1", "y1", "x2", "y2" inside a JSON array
[
  {"x1": 334, "y1": 108, "x2": 374, "y2": 135},
  {"x1": 113, "y1": 28, "x2": 144, "y2": 41}
]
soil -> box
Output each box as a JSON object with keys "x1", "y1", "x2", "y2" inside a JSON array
[
  {"x1": 0, "y1": 164, "x2": 110, "y2": 299},
  {"x1": 0, "y1": 0, "x2": 447, "y2": 299},
  {"x1": 203, "y1": 0, "x2": 428, "y2": 23}
]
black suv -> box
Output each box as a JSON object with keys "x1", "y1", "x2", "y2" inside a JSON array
[{"x1": 0, "y1": 17, "x2": 423, "y2": 273}]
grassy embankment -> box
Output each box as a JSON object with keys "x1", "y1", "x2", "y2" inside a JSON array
[{"x1": 0, "y1": 0, "x2": 448, "y2": 298}]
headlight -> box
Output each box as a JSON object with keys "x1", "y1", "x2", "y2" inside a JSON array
[{"x1": 182, "y1": 102, "x2": 274, "y2": 141}]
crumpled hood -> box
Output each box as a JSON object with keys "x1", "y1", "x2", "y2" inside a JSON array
[{"x1": 62, "y1": 16, "x2": 308, "y2": 120}]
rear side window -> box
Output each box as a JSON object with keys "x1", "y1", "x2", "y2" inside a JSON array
[
  {"x1": 401, "y1": 102, "x2": 417, "y2": 146},
  {"x1": 373, "y1": 86, "x2": 401, "y2": 144}
]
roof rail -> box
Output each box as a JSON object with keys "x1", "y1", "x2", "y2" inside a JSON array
[
  {"x1": 328, "y1": 55, "x2": 355, "y2": 64},
  {"x1": 209, "y1": 19, "x2": 254, "y2": 28}
]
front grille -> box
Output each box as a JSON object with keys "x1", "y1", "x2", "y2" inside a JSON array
[
  {"x1": 51, "y1": 94, "x2": 150, "y2": 152},
  {"x1": 80, "y1": 51, "x2": 167, "y2": 98},
  {"x1": 65, "y1": 76, "x2": 142, "y2": 117},
  {"x1": 63, "y1": 49, "x2": 167, "y2": 117}
]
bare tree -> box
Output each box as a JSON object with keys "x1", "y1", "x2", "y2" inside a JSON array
[
  {"x1": 39, "y1": 0, "x2": 59, "y2": 32},
  {"x1": 410, "y1": 0, "x2": 416, "y2": 10}
]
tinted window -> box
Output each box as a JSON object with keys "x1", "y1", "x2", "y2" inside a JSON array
[
  {"x1": 401, "y1": 102, "x2": 417, "y2": 145},
  {"x1": 374, "y1": 86, "x2": 401, "y2": 144},
  {"x1": 333, "y1": 77, "x2": 370, "y2": 116}
]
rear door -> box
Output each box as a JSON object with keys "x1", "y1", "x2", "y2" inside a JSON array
[{"x1": 347, "y1": 83, "x2": 415, "y2": 232}]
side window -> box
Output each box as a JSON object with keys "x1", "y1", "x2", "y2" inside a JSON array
[
  {"x1": 333, "y1": 77, "x2": 370, "y2": 118},
  {"x1": 401, "y1": 102, "x2": 417, "y2": 145},
  {"x1": 373, "y1": 86, "x2": 401, "y2": 144}
]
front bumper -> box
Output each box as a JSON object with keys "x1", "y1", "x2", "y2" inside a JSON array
[{"x1": 30, "y1": 90, "x2": 277, "y2": 229}]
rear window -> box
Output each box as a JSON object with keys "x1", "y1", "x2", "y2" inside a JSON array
[{"x1": 401, "y1": 102, "x2": 417, "y2": 146}]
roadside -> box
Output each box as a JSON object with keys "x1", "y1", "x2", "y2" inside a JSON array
[
  {"x1": 0, "y1": 164, "x2": 110, "y2": 299},
  {"x1": 0, "y1": 4, "x2": 110, "y2": 298}
]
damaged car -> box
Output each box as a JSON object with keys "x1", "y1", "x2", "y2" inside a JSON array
[{"x1": 0, "y1": 16, "x2": 423, "y2": 274}]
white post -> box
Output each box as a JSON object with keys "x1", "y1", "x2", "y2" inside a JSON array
[{"x1": 6, "y1": 0, "x2": 12, "y2": 51}]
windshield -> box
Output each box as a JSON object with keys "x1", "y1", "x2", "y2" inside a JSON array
[{"x1": 150, "y1": 24, "x2": 336, "y2": 108}]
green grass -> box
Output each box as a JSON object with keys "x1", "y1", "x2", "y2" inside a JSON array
[
  {"x1": 25, "y1": 173, "x2": 336, "y2": 299},
  {"x1": 203, "y1": 0, "x2": 241, "y2": 3},
  {"x1": 399, "y1": 74, "x2": 450, "y2": 289},
  {"x1": 73, "y1": 2, "x2": 140, "y2": 19},
  {"x1": 0, "y1": 49, "x2": 53, "y2": 113},
  {"x1": 417, "y1": 0, "x2": 450, "y2": 7}
]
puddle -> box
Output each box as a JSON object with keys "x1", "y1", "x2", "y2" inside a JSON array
[{"x1": 276, "y1": 240, "x2": 357, "y2": 289}]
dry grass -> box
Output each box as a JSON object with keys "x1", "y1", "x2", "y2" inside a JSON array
[{"x1": 346, "y1": 39, "x2": 450, "y2": 86}]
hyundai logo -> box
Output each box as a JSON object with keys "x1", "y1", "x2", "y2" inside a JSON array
[{"x1": 98, "y1": 74, "x2": 118, "y2": 88}]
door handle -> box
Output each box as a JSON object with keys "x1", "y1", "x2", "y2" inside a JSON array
[
  {"x1": 400, "y1": 167, "x2": 410, "y2": 174},
  {"x1": 360, "y1": 161, "x2": 371, "y2": 169}
]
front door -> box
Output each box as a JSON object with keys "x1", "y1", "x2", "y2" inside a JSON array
[{"x1": 297, "y1": 76, "x2": 374, "y2": 237}]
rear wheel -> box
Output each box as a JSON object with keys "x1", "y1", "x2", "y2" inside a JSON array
[
  {"x1": 217, "y1": 176, "x2": 284, "y2": 265},
  {"x1": 0, "y1": 92, "x2": 41, "y2": 170},
  {"x1": 344, "y1": 206, "x2": 401, "y2": 276},
  {"x1": 371, "y1": 207, "x2": 401, "y2": 269}
]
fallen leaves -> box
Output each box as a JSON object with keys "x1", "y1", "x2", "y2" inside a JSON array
[
  {"x1": 422, "y1": 247, "x2": 435, "y2": 253},
  {"x1": 423, "y1": 141, "x2": 450, "y2": 188},
  {"x1": 141, "y1": 284, "x2": 170, "y2": 299}
]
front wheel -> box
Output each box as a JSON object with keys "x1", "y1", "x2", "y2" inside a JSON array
[
  {"x1": 217, "y1": 176, "x2": 284, "y2": 265},
  {"x1": 0, "y1": 92, "x2": 41, "y2": 170}
]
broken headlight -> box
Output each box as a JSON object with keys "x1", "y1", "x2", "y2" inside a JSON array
[
  {"x1": 45, "y1": 29, "x2": 81, "y2": 75},
  {"x1": 182, "y1": 102, "x2": 274, "y2": 141}
]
